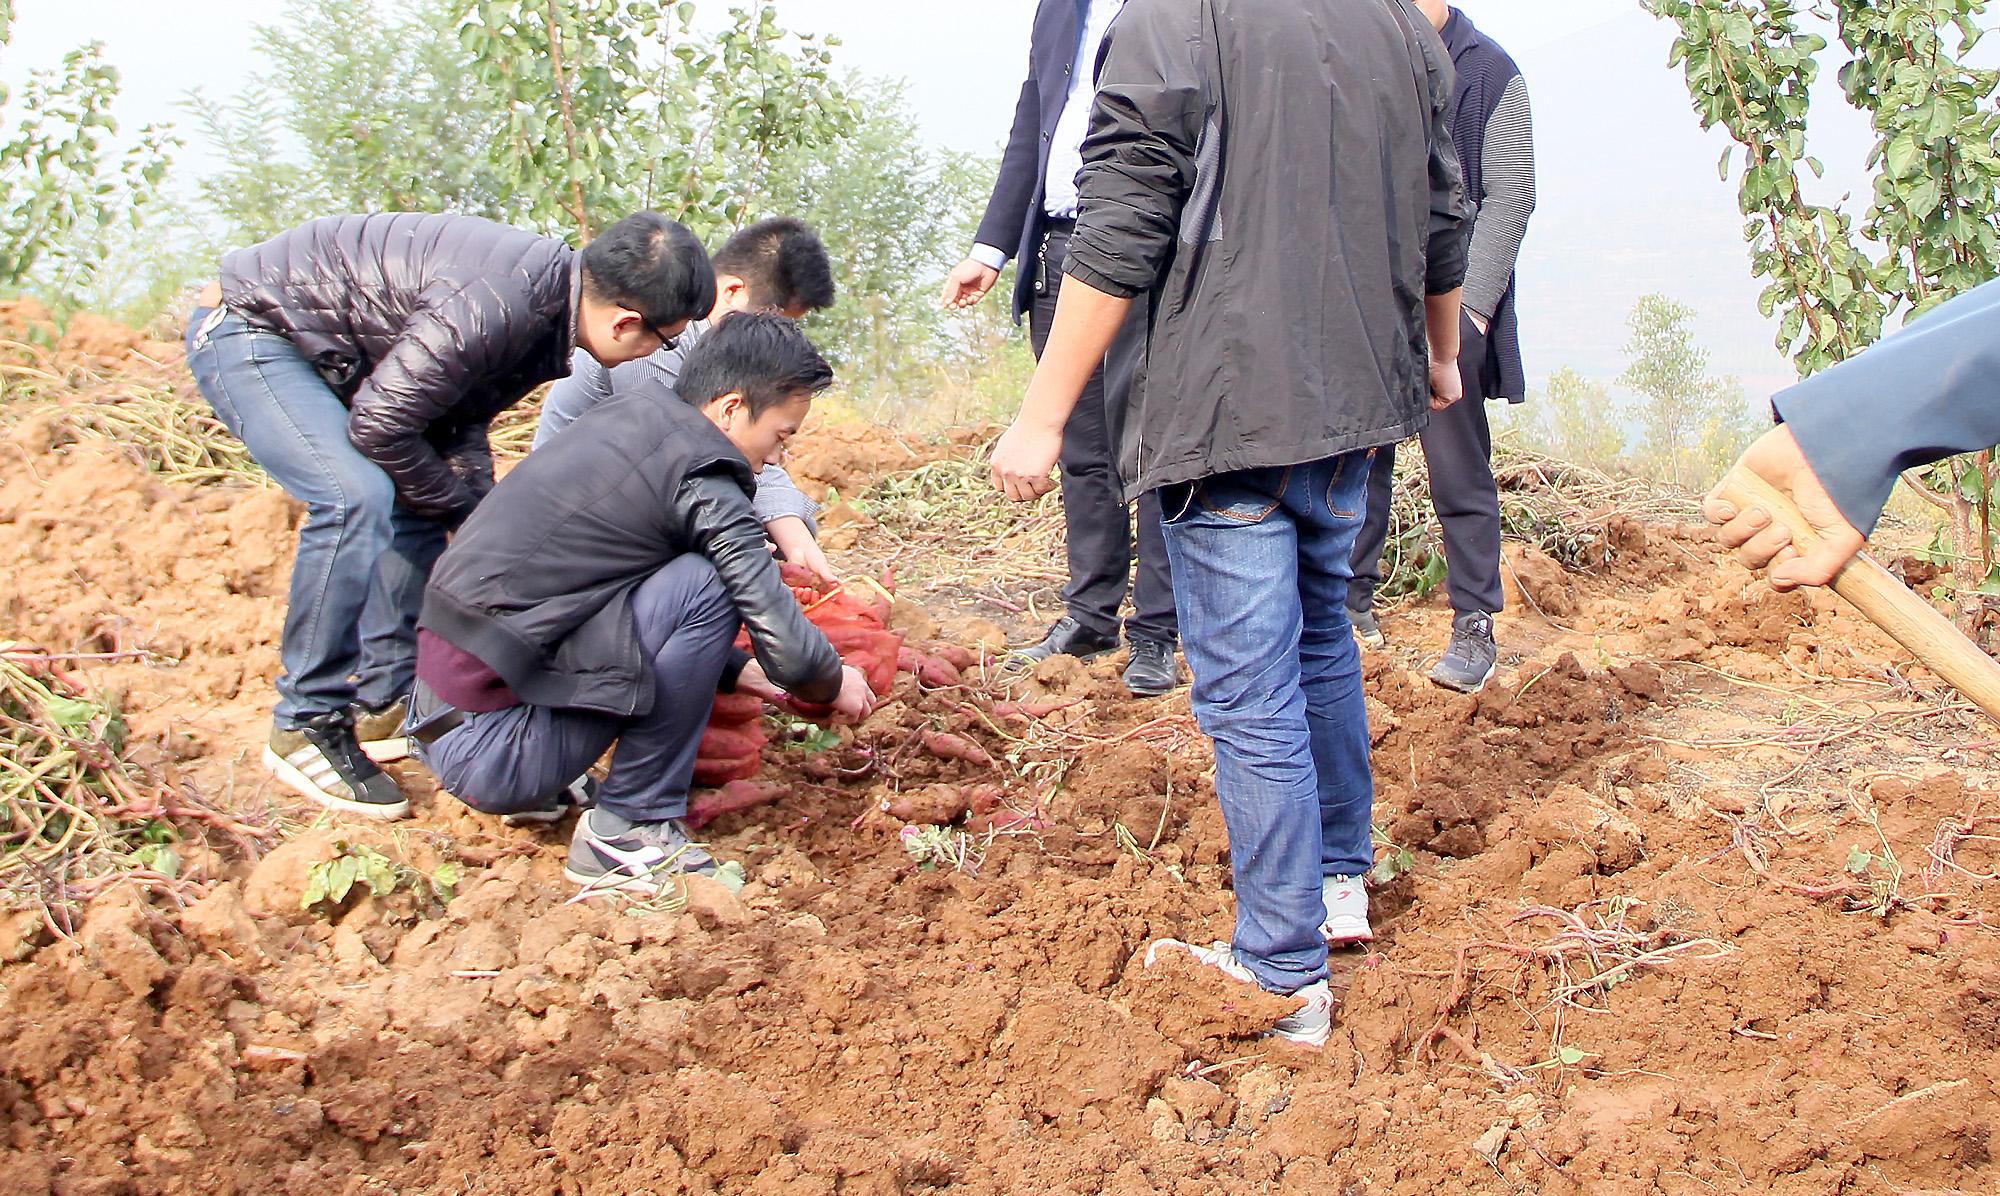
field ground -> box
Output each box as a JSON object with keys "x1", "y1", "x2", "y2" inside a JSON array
[{"x1": 2, "y1": 318, "x2": 1998, "y2": 1194}]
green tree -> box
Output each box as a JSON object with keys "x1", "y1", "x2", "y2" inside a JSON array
[
  {"x1": 0, "y1": 3, "x2": 175, "y2": 311},
  {"x1": 1646, "y1": 0, "x2": 2000, "y2": 634},
  {"x1": 457, "y1": 0, "x2": 855, "y2": 241},
  {"x1": 1621, "y1": 295, "x2": 1756, "y2": 489},
  {"x1": 1532, "y1": 366, "x2": 1628, "y2": 470},
  {"x1": 189, "y1": 0, "x2": 515, "y2": 244}
]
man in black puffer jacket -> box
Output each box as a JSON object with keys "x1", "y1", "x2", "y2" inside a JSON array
[
  {"x1": 185, "y1": 211, "x2": 713, "y2": 821},
  {"x1": 407, "y1": 313, "x2": 875, "y2": 895}
]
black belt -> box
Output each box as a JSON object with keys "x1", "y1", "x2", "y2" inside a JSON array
[
  {"x1": 1044, "y1": 215, "x2": 1078, "y2": 234},
  {"x1": 409, "y1": 707, "x2": 464, "y2": 746}
]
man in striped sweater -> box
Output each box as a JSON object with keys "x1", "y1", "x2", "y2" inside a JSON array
[{"x1": 1348, "y1": 0, "x2": 1537, "y2": 694}]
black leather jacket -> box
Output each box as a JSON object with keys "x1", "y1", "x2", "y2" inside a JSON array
[
  {"x1": 219, "y1": 212, "x2": 577, "y2": 524},
  {"x1": 419, "y1": 382, "x2": 841, "y2": 716}
]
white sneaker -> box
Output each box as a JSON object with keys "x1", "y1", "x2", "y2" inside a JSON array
[
  {"x1": 1320, "y1": 875, "x2": 1374, "y2": 945},
  {"x1": 1143, "y1": 939, "x2": 1335, "y2": 1048}
]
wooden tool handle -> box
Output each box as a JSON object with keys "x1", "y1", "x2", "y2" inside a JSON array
[{"x1": 1716, "y1": 466, "x2": 2000, "y2": 722}]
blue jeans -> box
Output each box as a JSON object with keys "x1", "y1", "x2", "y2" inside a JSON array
[
  {"x1": 1159, "y1": 453, "x2": 1376, "y2": 992},
  {"x1": 185, "y1": 309, "x2": 447, "y2": 726},
  {"x1": 413, "y1": 554, "x2": 741, "y2": 822}
]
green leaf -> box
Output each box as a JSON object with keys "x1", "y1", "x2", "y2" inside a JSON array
[
  {"x1": 1556, "y1": 1045, "x2": 1590, "y2": 1066},
  {"x1": 1846, "y1": 846, "x2": 1874, "y2": 876}
]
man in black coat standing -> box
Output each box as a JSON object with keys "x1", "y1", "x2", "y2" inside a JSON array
[
  {"x1": 941, "y1": 0, "x2": 1182, "y2": 698},
  {"x1": 1347, "y1": 0, "x2": 1538, "y2": 695},
  {"x1": 185, "y1": 212, "x2": 713, "y2": 820}
]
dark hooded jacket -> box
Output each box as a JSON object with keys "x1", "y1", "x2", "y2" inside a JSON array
[
  {"x1": 1063, "y1": 0, "x2": 1472, "y2": 498},
  {"x1": 219, "y1": 212, "x2": 578, "y2": 524}
]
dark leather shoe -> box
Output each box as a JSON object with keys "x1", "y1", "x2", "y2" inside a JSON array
[
  {"x1": 1013, "y1": 616, "x2": 1119, "y2": 664},
  {"x1": 1123, "y1": 637, "x2": 1183, "y2": 697}
]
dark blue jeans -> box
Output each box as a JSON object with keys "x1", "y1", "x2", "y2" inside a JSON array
[
  {"x1": 1159, "y1": 453, "x2": 1377, "y2": 992},
  {"x1": 185, "y1": 309, "x2": 446, "y2": 726},
  {"x1": 414, "y1": 554, "x2": 741, "y2": 822}
]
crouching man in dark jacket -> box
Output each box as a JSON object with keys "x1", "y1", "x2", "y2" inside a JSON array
[
  {"x1": 186, "y1": 212, "x2": 713, "y2": 821},
  {"x1": 991, "y1": 0, "x2": 1470, "y2": 1046},
  {"x1": 408, "y1": 313, "x2": 876, "y2": 896}
]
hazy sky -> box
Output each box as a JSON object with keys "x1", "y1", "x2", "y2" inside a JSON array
[{"x1": 2, "y1": 2, "x2": 1909, "y2": 402}]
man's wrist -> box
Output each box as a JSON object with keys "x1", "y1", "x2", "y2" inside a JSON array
[{"x1": 969, "y1": 244, "x2": 1009, "y2": 272}]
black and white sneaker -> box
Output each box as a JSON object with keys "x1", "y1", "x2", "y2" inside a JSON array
[
  {"x1": 564, "y1": 809, "x2": 717, "y2": 896},
  {"x1": 1429, "y1": 611, "x2": 1498, "y2": 694},
  {"x1": 263, "y1": 713, "x2": 410, "y2": 820},
  {"x1": 501, "y1": 774, "x2": 600, "y2": 827}
]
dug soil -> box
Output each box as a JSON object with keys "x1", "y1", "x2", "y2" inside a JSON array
[{"x1": 3, "y1": 336, "x2": 1999, "y2": 1194}]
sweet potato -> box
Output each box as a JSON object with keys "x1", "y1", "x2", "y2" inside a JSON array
[
  {"x1": 916, "y1": 656, "x2": 962, "y2": 688},
  {"x1": 692, "y1": 754, "x2": 761, "y2": 787},
  {"x1": 921, "y1": 730, "x2": 995, "y2": 768},
  {"x1": 709, "y1": 693, "x2": 766, "y2": 724},
  {"x1": 930, "y1": 644, "x2": 977, "y2": 670},
  {"x1": 884, "y1": 785, "x2": 974, "y2": 825},
  {"x1": 687, "y1": 779, "x2": 788, "y2": 829},
  {"x1": 697, "y1": 723, "x2": 768, "y2": 762}
]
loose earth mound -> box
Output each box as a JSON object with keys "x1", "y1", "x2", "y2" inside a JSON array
[{"x1": 2, "y1": 330, "x2": 1997, "y2": 1194}]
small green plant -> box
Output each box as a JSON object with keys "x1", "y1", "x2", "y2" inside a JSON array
[
  {"x1": 1843, "y1": 806, "x2": 1905, "y2": 918},
  {"x1": 769, "y1": 712, "x2": 842, "y2": 755},
  {"x1": 300, "y1": 841, "x2": 459, "y2": 912},
  {"x1": 1369, "y1": 825, "x2": 1417, "y2": 886}
]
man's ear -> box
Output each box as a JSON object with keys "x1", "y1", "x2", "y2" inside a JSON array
[{"x1": 715, "y1": 391, "x2": 748, "y2": 423}]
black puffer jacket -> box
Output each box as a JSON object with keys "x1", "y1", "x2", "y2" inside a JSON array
[{"x1": 219, "y1": 212, "x2": 578, "y2": 524}]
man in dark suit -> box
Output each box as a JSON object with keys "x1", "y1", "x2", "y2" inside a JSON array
[{"x1": 940, "y1": 0, "x2": 1181, "y2": 698}]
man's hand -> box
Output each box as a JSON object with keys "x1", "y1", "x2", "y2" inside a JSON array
[
  {"x1": 1428, "y1": 355, "x2": 1463, "y2": 412},
  {"x1": 734, "y1": 659, "x2": 790, "y2": 706},
  {"x1": 833, "y1": 665, "x2": 877, "y2": 721},
  {"x1": 1703, "y1": 425, "x2": 1866, "y2": 591},
  {"x1": 766, "y1": 515, "x2": 840, "y2": 587},
  {"x1": 940, "y1": 259, "x2": 1001, "y2": 310},
  {"x1": 990, "y1": 419, "x2": 1063, "y2": 502}
]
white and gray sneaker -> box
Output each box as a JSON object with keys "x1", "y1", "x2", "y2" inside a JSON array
[
  {"x1": 263, "y1": 713, "x2": 410, "y2": 820},
  {"x1": 1143, "y1": 939, "x2": 1336, "y2": 1049},
  {"x1": 1320, "y1": 875, "x2": 1374, "y2": 945},
  {"x1": 564, "y1": 808, "x2": 717, "y2": 896},
  {"x1": 1429, "y1": 611, "x2": 1498, "y2": 694}
]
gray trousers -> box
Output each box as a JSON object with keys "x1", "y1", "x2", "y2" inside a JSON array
[
  {"x1": 1349, "y1": 316, "x2": 1506, "y2": 617},
  {"x1": 415, "y1": 555, "x2": 740, "y2": 822}
]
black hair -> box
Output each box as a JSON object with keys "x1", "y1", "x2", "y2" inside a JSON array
[
  {"x1": 579, "y1": 213, "x2": 716, "y2": 327},
  {"x1": 711, "y1": 216, "x2": 837, "y2": 313},
  {"x1": 675, "y1": 311, "x2": 835, "y2": 419}
]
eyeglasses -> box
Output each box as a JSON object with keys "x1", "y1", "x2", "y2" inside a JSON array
[{"x1": 641, "y1": 318, "x2": 679, "y2": 352}]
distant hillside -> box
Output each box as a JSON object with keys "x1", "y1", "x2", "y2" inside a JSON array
[{"x1": 1512, "y1": 11, "x2": 1877, "y2": 409}]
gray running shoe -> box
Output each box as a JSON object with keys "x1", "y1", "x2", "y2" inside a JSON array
[
  {"x1": 1348, "y1": 605, "x2": 1385, "y2": 649},
  {"x1": 1429, "y1": 611, "x2": 1498, "y2": 694},
  {"x1": 264, "y1": 714, "x2": 410, "y2": 820},
  {"x1": 565, "y1": 809, "x2": 717, "y2": 896}
]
